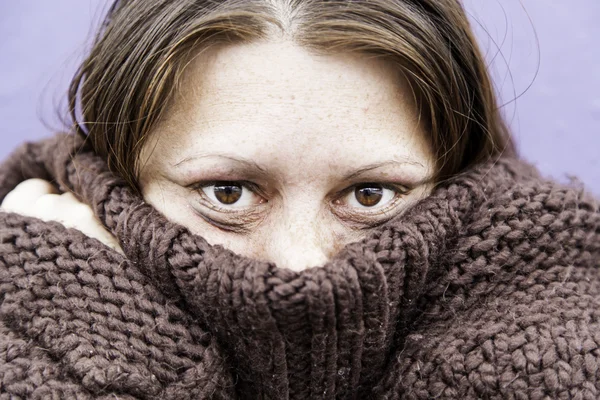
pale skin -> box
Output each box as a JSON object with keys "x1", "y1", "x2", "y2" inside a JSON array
[{"x1": 1, "y1": 40, "x2": 434, "y2": 271}]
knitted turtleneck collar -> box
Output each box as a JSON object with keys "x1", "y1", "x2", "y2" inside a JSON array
[{"x1": 0, "y1": 134, "x2": 598, "y2": 399}]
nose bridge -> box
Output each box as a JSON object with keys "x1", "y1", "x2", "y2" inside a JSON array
[{"x1": 262, "y1": 202, "x2": 332, "y2": 272}]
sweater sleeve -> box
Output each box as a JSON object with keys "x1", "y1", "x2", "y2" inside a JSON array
[
  {"x1": 377, "y1": 270, "x2": 600, "y2": 399},
  {"x1": 374, "y1": 178, "x2": 600, "y2": 399},
  {"x1": 0, "y1": 211, "x2": 235, "y2": 400}
]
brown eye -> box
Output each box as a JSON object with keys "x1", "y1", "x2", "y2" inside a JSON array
[
  {"x1": 213, "y1": 183, "x2": 242, "y2": 204},
  {"x1": 200, "y1": 181, "x2": 264, "y2": 209},
  {"x1": 354, "y1": 184, "x2": 384, "y2": 207}
]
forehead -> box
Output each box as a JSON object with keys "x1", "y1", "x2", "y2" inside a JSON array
[
  {"x1": 150, "y1": 40, "x2": 431, "y2": 177},
  {"x1": 174, "y1": 40, "x2": 413, "y2": 120}
]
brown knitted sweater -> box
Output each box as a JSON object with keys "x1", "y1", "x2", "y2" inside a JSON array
[{"x1": 0, "y1": 134, "x2": 598, "y2": 400}]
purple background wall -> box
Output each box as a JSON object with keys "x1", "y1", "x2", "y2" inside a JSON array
[{"x1": 1, "y1": 0, "x2": 598, "y2": 193}]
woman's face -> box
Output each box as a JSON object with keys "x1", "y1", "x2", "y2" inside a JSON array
[{"x1": 138, "y1": 40, "x2": 434, "y2": 271}]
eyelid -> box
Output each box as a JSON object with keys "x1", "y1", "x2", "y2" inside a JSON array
[
  {"x1": 193, "y1": 180, "x2": 266, "y2": 213},
  {"x1": 332, "y1": 182, "x2": 412, "y2": 227},
  {"x1": 335, "y1": 182, "x2": 410, "y2": 204},
  {"x1": 193, "y1": 180, "x2": 262, "y2": 193},
  {"x1": 190, "y1": 179, "x2": 413, "y2": 231}
]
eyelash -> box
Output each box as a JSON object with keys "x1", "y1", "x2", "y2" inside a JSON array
[
  {"x1": 192, "y1": 180, "x2": 411, "y2": 221},
  {"x1": 336, "y1": 183, "x2": 408, "y2": 209},
  {"x1": 193, "y1": 180, "x2": 264, "y2": 213}
]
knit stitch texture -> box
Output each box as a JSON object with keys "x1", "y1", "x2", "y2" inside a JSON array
[{"x1": 0, "y1": 134, "x2": 599, "y2": 399}]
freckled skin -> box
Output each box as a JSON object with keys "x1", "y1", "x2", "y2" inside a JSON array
[{"x1": 138, "y1": 40, "x2": 434, "y2": 272}]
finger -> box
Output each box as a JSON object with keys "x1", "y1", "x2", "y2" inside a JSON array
[
  {"x1": 59, "y1": 192, "x2": 84, "y2": 207},
  {"x1": 1, "y1": 179, "x2": 58, "y2": 215},
  {"x1": 54, "y1": 193, "x2": 97, "y2": 226},
  {"x1": 33, "y1": 193, "x2": 64, "y2": 221},
  {"x1": 34, "y1": 192, "x2": 90, "y2": 224},
  {"x1": 40, "y1": 193, "x2": 124, "y2": 255},
  {"x1": 65, "y1": 203, "x2": 124, "y2": 255}
]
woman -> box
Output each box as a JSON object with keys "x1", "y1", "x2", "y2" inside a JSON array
[
  {"x1": 0, "y1": 0, "x2": 597, "y2": 399},
  {"x1": 2, "y1": 0, "x2": 513, "y2": 270}
]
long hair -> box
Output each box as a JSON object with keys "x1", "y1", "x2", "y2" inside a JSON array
[{"x1": 68, "y1": 0, "x2": 515, "y2": 191}]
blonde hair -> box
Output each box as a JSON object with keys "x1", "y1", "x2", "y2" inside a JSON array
[{"x1": 69, "y1": 0, "x2": 515, "y2": 191}]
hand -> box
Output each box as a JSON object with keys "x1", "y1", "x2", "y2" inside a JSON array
[{"x1": 0, "y1": 179, "x2": 124, "y2": 254}]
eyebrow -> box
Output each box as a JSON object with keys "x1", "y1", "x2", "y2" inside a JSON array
[
  {"x1": 173, "y1": 153, "x2": 268, "y2": 174},
  {"x1": 342, "y1": 160, "x2": 425, "y2": 181},
  {"x1": 172, "y1": 153, "x2": 425, "y2": 179}
]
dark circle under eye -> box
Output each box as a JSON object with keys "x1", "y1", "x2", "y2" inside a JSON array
[
  {"x1": 213, "y1": 183, "x2": 243, "y2": 204},
  {"x1": 355, "y1": 184, "x2": 384, "y2": 207}
]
